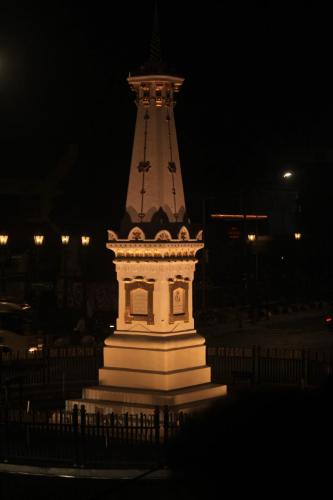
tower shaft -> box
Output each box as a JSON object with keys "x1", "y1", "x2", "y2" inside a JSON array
[{"x1": 125, "y1": 75, "x2": 186, "y2": 227}]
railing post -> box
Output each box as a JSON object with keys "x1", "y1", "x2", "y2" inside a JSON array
[
  {"x1": 253, "y1": 345, "x2": 260, "y2": 386},
  {"x1": 301, "y1": 349, "x2": 308, "y2": 389},
  {"x1": 96, "y1": 411, "x2": 100, "y2": 437},
  {"x1": 178, "y1": 411, "x2": 184, "y2": 429},
  {"x1": 62, "y1": 370, "x2": 66, "y2": 399},
  {"x1": 43, "y1": 347, "x2": 50, "y2": 387},
  {"x1": 163, "y1": 406, "x2": 169, "y2": 443},
  {"x1": 80, "y1": 404, "x2": 86, "y2": 467},
  {"x1": 3, "y1": 405, "x2": 9, "y2": 462},
  {"x1": 72, "y1": 404, "x2": 79, "y2": 466},
  {"x1": 154, "y1": 406, "x2": 160, "y2": 445},
  {"x1": 154, "y1": 406, "x2": 161, "y2": 466},
  {"x1": 124, "y1": 412, "x2": 129, "y2": 444}
]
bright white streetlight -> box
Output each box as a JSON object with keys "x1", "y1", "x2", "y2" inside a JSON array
[{"x1": 282, "y1": 171, "x2": 293, "y2": 179}]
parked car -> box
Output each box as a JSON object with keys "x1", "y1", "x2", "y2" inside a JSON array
[{"x1": 0, "y1": 299, "x2": 42, "y2": 353}]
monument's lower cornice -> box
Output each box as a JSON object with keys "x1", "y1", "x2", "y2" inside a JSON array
[{"x1": 107, "y1": 239, "x2": 203, "y2": 260}]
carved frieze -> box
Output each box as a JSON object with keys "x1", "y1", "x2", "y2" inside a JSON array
[
  {"x1": 128, "y1": 227, "x2": 146, "y2": 240},
  {"x1": 178, "y1": 226, "x2": 190, "y2": 240}
]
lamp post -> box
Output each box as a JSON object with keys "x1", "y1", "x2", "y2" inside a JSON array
[
  {"x1": 247, "y1": 233, "x2": 258, "y2": 283},
  {"x1": 32, "y1": 234, "x2": 44, "y2": 332},
  {"x1": 282, "y1": 169, "x2": 302, "y2": 231},
  {"x1": 80, "y1": 235, "x2": 90, "y2": 321},
  {"x1": 61, "y1": 235, "x2": 70, "y2": 311},
  {"x1": 0, "y1": 234, "x2": 9, "y2": 297},
  {"x1": 32, "y1": 234, "x2": 44, "y2": 282}
]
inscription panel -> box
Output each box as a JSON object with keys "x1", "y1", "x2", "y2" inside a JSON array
[
  {"x1": 173, "y1": 287, "x2": 185, "y2": 315},
  {"x1": 169, "y1": 280, "x2": 189, "y2": 323},
  {"x1": 131, "y1": 288, "x2": 148, "y2": 315},
  {"x1": 125, "y1": 281, "x2": 154, "y2": 324}
]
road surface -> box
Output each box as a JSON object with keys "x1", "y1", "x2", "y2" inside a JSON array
[{"x1": 202, "y1": 310, "x2": 333, "y2": 350}]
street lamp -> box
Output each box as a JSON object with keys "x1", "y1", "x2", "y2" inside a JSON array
[
  {"x1": 61, "y1": 235, "x2": 70, "y2": 311},
  {"x1": 294, "y1": 232, "x2": 302, "y2": 240},
  {"x1": 61, "y1": 234, "x2": 70, "y2": 246},
  {"x1": 80, "y1": 235, "x2": 91, "y2": 321},
  {"x1": 31, "y1": 234, "x2": 45, "y2": 331},
  {"x1": 247, "y1": 234, "x2": 258, "y2": 275},
  {"x1": 34, "y1": 234, "x2": 44, "y2": 246},
  {"x1": 81, "y1": 236, "x2": 90, "y2": 247},
  {"x1": 0, "y1": 234, "x2": 8, "y2": 246},
  {"x1": 0, "y1": 233, "x2": 9, "y2": 296}
]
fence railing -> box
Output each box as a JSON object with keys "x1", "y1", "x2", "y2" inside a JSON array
[
  {"x1": 0, "y1": 404, "x2": 185, "y2": 467},
  {"x1": 207, "y1": 346, "x2": 333, "y2": 388},
  {"x1": 0, "y1": 347, "x2": 103, "y2": 403},
  {"x1": 1, "y1": 345, "x2": 333, "y2": 467},
  {"x1": 1, "y1": 345, "x2": 333, "y2": 407}
]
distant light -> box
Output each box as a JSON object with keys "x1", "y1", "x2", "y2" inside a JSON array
[
  {"x1": 0, "y1": 234, "x2": 8, "y2": 245},
  {"x1": 325, "y1": 317, "x2": 332, "y2": 323},
  {"x1": 294, "y1": 232, "x2": 302, "y2": 240},
  {"x1": 283, "y1": 171, "x2": 293, "y2": 179},
  {"x1": 81, "y1": 236, "x2": 90, "y2": 246},
  {"x1": 109, "y1": 324, "x2": 115, "y2": 329},
  {"x1": 281, "y1": 256, "x2": 285, "y2": 260},
  {"x1": 28, "y1": 346, "x2": 38, "y2": 353},
  {"x1": 34, "y1": 235, "x2": 44, "y2": 246},
  {"x1": 211, "y1": 214, "x2": 268, "y2": 220},
  {"x1": 248, "y1": 234, "x2": 256, "y2": 241},
  {"x1": 61, "y1": 235, "x2": 70, "y2": 245}
]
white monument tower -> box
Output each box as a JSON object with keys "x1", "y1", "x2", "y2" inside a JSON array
[{"x1": 67, "y1": 16, "x2": 226, "y2": 414}]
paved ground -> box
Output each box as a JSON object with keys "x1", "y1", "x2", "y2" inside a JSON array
[
  {"x1": 0, "y1": 466, "x2": 188, "y2": 500},
  {"x1": 202, "y1": 309, "x2": 333, "y2": 350}
]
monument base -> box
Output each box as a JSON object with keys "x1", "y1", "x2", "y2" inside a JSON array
[{"x1": 66, "y1": 382, "x2": 227, "y2": 415}]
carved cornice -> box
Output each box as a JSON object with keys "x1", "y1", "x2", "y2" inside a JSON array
[
  {"x1": 107, "y1": 240, "x2": 203, "y2": 260},
  {"x1": 127, "y1": 75, "x2": 184, "y2": 108}
]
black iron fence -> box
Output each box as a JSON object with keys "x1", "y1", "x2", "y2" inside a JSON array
[
  {"x1": 1, "y1": 345, "x2": 333, "y2": 467},
  {"x1": 0, "y1": 347, "x2": 103, "y2": 404},
  {"x1": 0, "y1": 405, "x2": 184, "y2": 467},
  {"x1": 207, "y1": 346, "x2": 333, "y2": 388},
  {"x1": 1, "y1": 345, "x2": 333, "y2": 407}
]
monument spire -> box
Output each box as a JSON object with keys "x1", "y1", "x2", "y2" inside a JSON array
[
  {"x1": 121, "y1": 11, "x2": 187, "y2": 237},
  {"x1": 67, "y1": 10, "x2": 226, "y2": 415}
]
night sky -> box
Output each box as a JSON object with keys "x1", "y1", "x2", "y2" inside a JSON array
[{"x1": 1, "y1": 2, "x2": 333, "y2": 230}]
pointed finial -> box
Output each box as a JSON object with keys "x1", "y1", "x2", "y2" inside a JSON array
[
  {"x1": 132, "y1": 2, "x2": 173, "y2": 76},
  {"x1": 149, "y1": 3, "x2": 162, "y2": 65}
]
